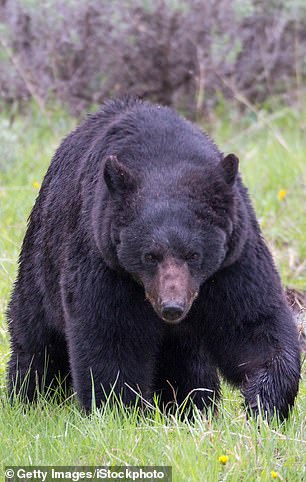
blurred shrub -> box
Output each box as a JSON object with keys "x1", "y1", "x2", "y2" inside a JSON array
[{"x1": 0, "y1": 0, "x2": 305, "y2": 116}]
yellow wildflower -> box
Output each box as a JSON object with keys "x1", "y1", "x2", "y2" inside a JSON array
[
  {"x1": 218, "y1": 455, "x2": 229, "y2": 465},
  {"x1": 270, "y1": 471, "x2": 279, "y2": 479},
  {"x1": 33, "y1": 181, "x2": 41, "y2": 189},
  {"x1": 277, "y1": 189, "x2": 287, "y2": 201}
]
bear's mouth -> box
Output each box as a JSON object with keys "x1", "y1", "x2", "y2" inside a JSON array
[
  {"x1": 158, "y1": 301, "x2": 189, "y2": 324},
  {"x1": 160, "y1": 311, "x2": 188, "y2": 324}
]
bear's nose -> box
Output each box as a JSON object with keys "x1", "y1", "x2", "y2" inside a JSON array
[{"x1": 160, "y1": 302, "x2": 185, "y2": 322}]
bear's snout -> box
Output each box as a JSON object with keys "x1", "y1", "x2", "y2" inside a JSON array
[{"x1": 144, "y1": 257, "x2": 198, "y2": 324}]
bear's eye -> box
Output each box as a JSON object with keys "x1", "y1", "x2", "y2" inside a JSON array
[
  {"x1": 143, "y1": 253, "x2": 159, "y2": 265},
  {"x1": 185, "y1": 252, "x2": 200, "y2": 262}
]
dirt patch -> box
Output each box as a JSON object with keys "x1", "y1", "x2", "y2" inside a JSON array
[{"x1": 286, "y1": 288, "x2": 306, "y2": 354}]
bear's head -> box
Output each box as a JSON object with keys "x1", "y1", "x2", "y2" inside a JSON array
[{"x1": 99, "y1": 152, "x2": 246, "y2": 324}]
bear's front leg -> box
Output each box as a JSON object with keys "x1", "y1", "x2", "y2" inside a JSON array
[
  {"x1": 214, "y1": 311, "x2": 301, "y2": 420},
  {"x1": 240, "y1": 342, "x2": 301, "y2": 420},
  {"x1": 154, "y1": 325, "x2": 220, "y2": 415},
  {"x1": 66, "y1": 329, "x2": 153, "y2": 412},
  {"x1": 62, "y1": 261, "x2": 161, "y2": 412}
]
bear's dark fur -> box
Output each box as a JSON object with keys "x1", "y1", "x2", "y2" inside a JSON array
[{"x1": 7, "y1": 97, "x2": 301, "y2": 418}]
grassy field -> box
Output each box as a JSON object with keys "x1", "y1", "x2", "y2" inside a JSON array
[{"x1": 0, "y1": 103, "x2": 305, "y2": 481}]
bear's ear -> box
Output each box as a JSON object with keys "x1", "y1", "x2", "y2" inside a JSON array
[
  {"x1": 104, "y1": 155, "x2": 137, "y2": 196},
  {"x1": 219, "y1": 153, "x2": 239, "y2": 185}
]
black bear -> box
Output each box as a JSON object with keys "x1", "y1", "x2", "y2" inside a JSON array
[{"x1": 7, "y1": 97, "x2": 301, "y2": 419}]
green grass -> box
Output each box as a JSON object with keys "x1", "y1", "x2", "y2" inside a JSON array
[{"x1": 0, "y1": 103, "x2": 305, "y2": 481}]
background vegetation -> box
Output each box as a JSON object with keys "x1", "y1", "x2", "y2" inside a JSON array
[
  {"x1": 0, "y1": 1, "x2": 305, "y2": 481},
  {"x1": 0, "y1": 0, "x2": 305, "y2": 116}
]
